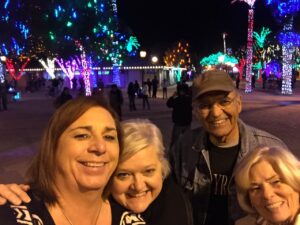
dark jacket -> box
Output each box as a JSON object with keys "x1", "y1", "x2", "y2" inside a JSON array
[
  {"x1": 170, "y1": 119, "x2": 287, "y2": 225},
  {"x1": 111, "y1": 176, "x2": 193, "y2": 225},
  {"x1": 167, "y1": 94, "x2": 192, "y2": 126}
]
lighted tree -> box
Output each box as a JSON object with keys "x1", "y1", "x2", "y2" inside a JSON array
[
  {"x1": 252, "y1": 27, "x2": 272, "y2": 76},
  {"x1": 1, "y1": 1, "x2": 139, "y2": 93},
  {"x1": 266, "y1": 0, "x2": 300, "y2": 94},
  {"x1": 164, "y1": 41, "x2": 192, "y2": 67},
  {"x1": 0, "y1": 0, "x2": 34, "y2": 82},
  {"x1": 200, "y1": 52, "x2": 238, "y2": 69},
  {"x1": 45, "y1": 0, "x2": 139, "y2": 92},
  {"x1": 232, "y1": 0, "x2": 257, "y2": 93}
]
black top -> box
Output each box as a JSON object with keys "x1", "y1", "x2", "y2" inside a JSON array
[
  {"x1": 111, "y1": 176, "x2": 193, "y2": 225},
  {"x1": 205, "y1": 139, "x2": 240, "y2": 225},
  {"x1": 0, "y1": 190, "x2": 55, "y2": 225},
  {"x1": 0, "y1": 177, "x2": 193, "y2": 225},
  {"x1": 166, "y1": 94, "x2": 192, "y2": 126}
]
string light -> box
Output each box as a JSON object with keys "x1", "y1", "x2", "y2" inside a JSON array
[
  {"x1": 232, "y1": 0, "x2": 257, "y2": 93},
  {"x1": 39, "y1": 58, "x2": 56, "y2": 79},
  {"x1": 6, "y1": 58, "x2": 30, "y2": 80}
]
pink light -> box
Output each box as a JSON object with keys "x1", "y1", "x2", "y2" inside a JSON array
[
  {"x1": 6, "y1": 58, "x2": 30, "y2": 81},
  {"x1": 245, "y1": 8, "x2": 254, "y2": 93},
  {"x1": 231, "y1": 0, "x2": 256, "y2": 8},
  {"x1": 56, "y1": 58, "x2": 78, "y2": 89}
]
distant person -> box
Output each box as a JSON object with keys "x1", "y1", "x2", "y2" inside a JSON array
[
  {"x1": 292, "y1": 69, "x2": 298, "y2": 89},
  {"x1": 152, "y1": 76, "x2": 159, "y2": 98},
  {"x1": 142, "y1": 82, "x2": 150, "y2": 110},
  {"x1": 127, "y1": 82, "x2": 137, "y2": 111},
  {"x1": 71, "y1": 77, "x2": 77, "y2": 90},
  {"x1": 133, "y1": 80, "x2": 140, "y2": 97},
  {"x1": 162, "y1": 78, "x2": 168, "y2": 99},
  {"x1": 146, "y1": 78, "x2": 152, "y2": 96},
  {"x1": 97, "y1": 78, "x2": 104, "y2": 92},
  {"x1": 261, "y1": 71, "x2": 267, "y2": 89},
  {"x1": 0, "y1": 80, "x2": 8, "y2": 111},
  {"x1": 51, "y1": 78, "x2": 59, "y2": 96},
  {"x1": 166, "y1": 88, "x2": 192, "y2": 147},
  {"x1": 251, "y1": 74, "x2": 256, "y2": 89},
  {"x1": 78, "y1": 77, "x2": 85, "y2": 90},
  {"x1": 109, "y1": 84, "x2": 124, "y2": 120},
  {"x1": 54, "y1": 87, "x2": 73, "y2": 108}
]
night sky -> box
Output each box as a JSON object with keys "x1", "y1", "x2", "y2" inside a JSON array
[{"x1": 118, "y1": 0, "x2": 299, "y2": 60}]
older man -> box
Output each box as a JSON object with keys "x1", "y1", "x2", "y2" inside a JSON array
[{"x1": 170, "y1": 70, "x2": 287, "y2": 225}]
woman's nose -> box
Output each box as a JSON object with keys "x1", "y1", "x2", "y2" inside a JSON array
[
  {"x1": 262, "y1": 184, "x2": 275, "y2": 200},
  {"x1": 131, "y1": 175, "x2": 145, "y2": 191},
  {"x1": 88, "y1": 138, "x2": 106, "y2": 155}
]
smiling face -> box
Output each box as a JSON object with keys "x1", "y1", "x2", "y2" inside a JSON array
[
  {"x1": 249, "y1": 160, "x2": 300, "y2": 224},
  {"x1": 111, "y1": 146, "x2": 163, "y2": 213},
  {"x1": 193, "y1": 91, "x2": 241, "y2": 145},
  {"x1": 54, "y1": 106, "x2": 119, "y2": 192}
]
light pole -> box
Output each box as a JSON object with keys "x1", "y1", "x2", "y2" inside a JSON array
[
  {"x1": 222, "y1": 32, "x2": 228, "y2": 54},
  {"x1": 139, "y1": 51, "x2": 147, "y2": 82}
]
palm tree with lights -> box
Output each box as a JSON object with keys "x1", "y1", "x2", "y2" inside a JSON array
[{"x1": 232, "y1": 0, "x2": 257, "y2": 93}]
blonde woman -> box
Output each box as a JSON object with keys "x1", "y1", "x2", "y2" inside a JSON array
[{"x1": 234, "y1": 146, "x2": 300, "y2": 225}]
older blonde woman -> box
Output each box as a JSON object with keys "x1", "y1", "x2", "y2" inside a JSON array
[
  {"x1": 110, "y1": 119, "x2": 192, "y2": 225},
  {"x1": 234, "y1": 146, "x2": 300, "y2": 225}
]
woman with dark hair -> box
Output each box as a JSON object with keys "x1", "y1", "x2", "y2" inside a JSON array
[{"x1": 0, "y1": 96, "x2": 123, "y2": 224}]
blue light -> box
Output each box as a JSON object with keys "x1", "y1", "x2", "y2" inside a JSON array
[
  {"x1": 13, "y1": 92, "x2": 21, "y2": 101},
  {"x1": 4, "y1": 0, "x2": 10, "y2": 9},
  {"x1": 72, "y1": 11, "x2": 77, "y2": 19},
  {"x1": 100, "y1": 3, "x2": 105, "y2": 12},
  {"x1": 64, "y1": 35, "x2": 72, "y2": 40},
  {"x1": 15, "y1": 22, "x2": 29, "y2": 39},
  {"x1": 2, "y1": 43, "x2": 8, "y2": 55},
  {"x1": 11, "y1": 37, "x2": 24, "y2": 55},
  {"x1": 278, "y1": 32, "x2": 300, "y2": 47},
  {"x1": 266, "y1": 0, "x2": 300, "y2": 18},
  {"x1": 54, "y1": 9, "x2": 58, "y2": 18}
]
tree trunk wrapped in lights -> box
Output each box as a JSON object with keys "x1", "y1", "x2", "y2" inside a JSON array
[
  {"x1": 245, "y1": 8, "x2": 254, "y2": 93},
  {"x1": 266, "y1": 0, "x2": 300, "y2": 95},
  {"x1": 232, "y1": 0, "x2": 257, "y2": 93},
  {"x1": 39, "y1": 58, "x2": 56, "y2": 80}
]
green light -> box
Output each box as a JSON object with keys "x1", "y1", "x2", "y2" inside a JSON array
[
  {"x1": 49, "y1": 31, "x2": 55, "y2": 40},
  {"x1": 66, "y1": 21, "x2": 73, "y2": 27},
  {"x1": 87, "y1": 2, "x2": 92, "y2": 7}
]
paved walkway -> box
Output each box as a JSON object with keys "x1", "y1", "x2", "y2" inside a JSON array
[{"x1": 0, "y1": 81, "x2": 300, "y2": 183}]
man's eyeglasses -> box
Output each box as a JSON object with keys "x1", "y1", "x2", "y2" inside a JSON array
[{"x1": 193, "y1": 95, "x2": 236, "y2": 112}]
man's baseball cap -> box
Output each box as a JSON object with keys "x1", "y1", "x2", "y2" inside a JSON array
[{"x1": 192, "y1": 70, "x2": 235, "y2": 100}]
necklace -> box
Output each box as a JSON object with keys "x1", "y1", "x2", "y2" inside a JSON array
[{"x1": 58, "y1": 202, "x2": 102, "y2": 225}]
